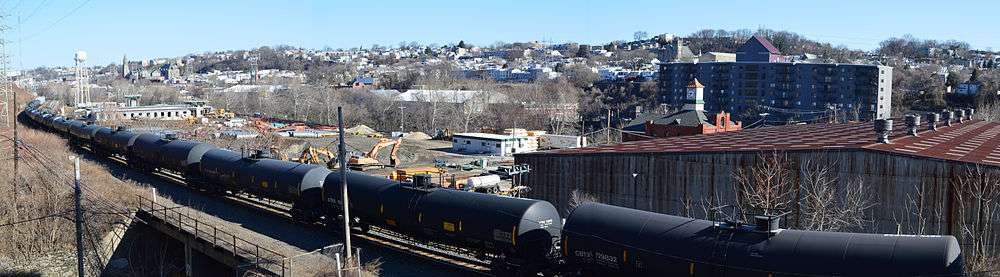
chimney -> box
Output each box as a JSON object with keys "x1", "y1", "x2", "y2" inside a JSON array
[
  {"x1": 943, "y1": 111, "x2": 954, "y2": 126},
  {"x1": 928, "y1": 113, "x2": 940, "y2": 131},
  {"x1": 905, "y1": 114, "x2": 921, "y2": 136},
  {"x1": 957, "y1": 109, "x2": 966, "y2": 123},
  {"x1": 874, "y1": 119, "x2": 892, "y2": 143}
]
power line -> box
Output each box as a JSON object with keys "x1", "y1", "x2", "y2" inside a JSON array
[
  {"x1": 19, "y1": 0, "x2": 52, "y2": 24},
  {"x1": 0, "y1": 210, "x2": 70, "y2": 227},
  {"x1": 21, "y1": 0, "x2": 92, "y2": 42}
]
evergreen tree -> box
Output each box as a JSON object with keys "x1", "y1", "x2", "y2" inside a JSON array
[
  {"x1": 457, "y1": 40, "x2": 467, "y2": 49},
  {"x1": 945, "y1": 71, "x2": 961, "y2": 88}
]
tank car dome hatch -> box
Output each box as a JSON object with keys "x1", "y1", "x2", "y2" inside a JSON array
[{"x1": 251, "y1": 148, "x2": 274, "y2": 160}]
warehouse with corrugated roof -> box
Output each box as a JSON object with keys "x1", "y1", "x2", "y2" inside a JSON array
[{"x1": 516, "y1": 110, "x2": 1000, "y2": 235}]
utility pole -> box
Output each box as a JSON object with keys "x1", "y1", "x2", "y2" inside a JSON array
[
  {"x1": 11, "y1": 71, "x2": 17, "y2": 188},
  {"x1": 73, "y1": 156, "x2": 85, "y2": 277},
  {"x1": 337, "y1": 107, "x2": 352, "y2": 259},
  {"x1": 606, "y1": 109, "x2": 611, "y2": 143},
  {"x1": 397, "y1": 106, "x2": 406, "y2": 132}
]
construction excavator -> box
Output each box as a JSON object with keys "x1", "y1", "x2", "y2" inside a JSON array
[
  {"x1": 348, "y1": 138, "x2": 402, "y2": 171},
  {"x1": 295, "y1": 145, "x2": 338, "y2": 169}
]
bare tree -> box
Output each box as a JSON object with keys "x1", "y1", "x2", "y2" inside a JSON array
[
  {"x1": 567, "y1": 188, "x2": 599, "y2": 214},
  {"x1": 798, "y1": 160, "x2": 876, "y2": 232},
  {"x1": 733, "y1": 152, "x2": 795, "y2": 217},
  {"x1": 633, "y1": 31, "x2": 649, "y2": 42},
  {"x1": 977, "y1": 100, "x2": 1000, "y2": 122},
  {"x1": 953, "y1": 166, "x2": 1000, "y2": 273}
]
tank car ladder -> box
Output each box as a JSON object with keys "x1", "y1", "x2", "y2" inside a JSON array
[{"x1": 709, "y1": 224, "x2": 737, "y2": 276}]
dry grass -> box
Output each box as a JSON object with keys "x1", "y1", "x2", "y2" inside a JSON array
[{"x1": 0, "y1": 119, "x2": 144, "y2": 275}]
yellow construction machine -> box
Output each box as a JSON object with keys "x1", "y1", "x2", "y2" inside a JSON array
[
  {"x1": 388, "y1": 166, "x2": 446, "y2": 182},
  {"x1": 348, "y1": 138, "x2": 402, "y2": 170},
  {"x1": 295, "y1": 145, "x2": 338, "y2": 169}
]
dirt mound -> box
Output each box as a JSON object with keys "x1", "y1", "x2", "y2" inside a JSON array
[
  {"x1": 346, "y1": 125, "x2": 378, "y2": 135},
  {"x1": 404, "y1": 132, "x2": 431, "y2": 140}
]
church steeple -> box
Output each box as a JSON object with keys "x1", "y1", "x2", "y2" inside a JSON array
[{"x1": 121, "y1": 54, "x2": 130, "y2": 79}]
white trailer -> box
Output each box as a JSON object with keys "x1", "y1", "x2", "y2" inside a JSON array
[{"x1": 539, "y1": 134, "x2": 588, "y2": 149}]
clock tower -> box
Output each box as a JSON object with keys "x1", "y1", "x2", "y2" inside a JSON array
[{"x1": 683, "y1": 78, "x2": 705, "y2": 111}]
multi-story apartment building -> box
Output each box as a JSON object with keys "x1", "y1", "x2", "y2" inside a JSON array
[{"x1": 658, "y1": 35, "x2": 892, "y2": 122}]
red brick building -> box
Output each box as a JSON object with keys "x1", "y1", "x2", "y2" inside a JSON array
[{"x1": 623, "y1": 79, "x2": 742, "y2": 141}]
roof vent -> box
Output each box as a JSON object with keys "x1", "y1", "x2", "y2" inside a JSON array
[
  {"x1": 928, "y1": 113, "x2": 940, "y2": 131},
  {"x1": 115, "y1": 126, "x2": 127, "y2": 132},
  {"x1": 905, "y1": 114, "x2": 921, "y2": 136},
  {"x1": 163, "y1": 133, "x2": 178, "y2": 141},
  {"x1": 874, "y1": 119, "x2": 892, "y2": 143},
  {"x1": 957, "y1": 109, "x2": 966, "y2": 123}
]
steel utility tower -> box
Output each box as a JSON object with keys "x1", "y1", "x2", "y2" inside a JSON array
[
  {"x1": 248, "y1": 52, "x2": 260, "y2": 85},
  {"x1": 0, "y1": 24, "x2": 10, "y2": 128},
  {"x1": 74, "y1": 51, "x2": 90, "y2": 107}
]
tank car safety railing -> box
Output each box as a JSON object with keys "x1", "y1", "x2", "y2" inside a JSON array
[{"x1": 136, "y1": 195, "x2": 289, "y2": 276}]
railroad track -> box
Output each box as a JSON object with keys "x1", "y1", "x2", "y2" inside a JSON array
[{"x1": 85, "y1": 145, "x2": 496, "y2": 276}]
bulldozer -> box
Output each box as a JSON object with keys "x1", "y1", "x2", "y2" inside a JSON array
[{"x1": 348, "y1": 138, "x2": 402, "y2": 171}]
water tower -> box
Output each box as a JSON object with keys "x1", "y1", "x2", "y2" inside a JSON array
[{"x1": 74, "y1": 51, "x2": 91, "y2": 107}]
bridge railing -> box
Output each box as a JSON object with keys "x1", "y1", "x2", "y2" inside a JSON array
[{"x1": 137, "y1": 195, "x2": 289, "y2": 276}]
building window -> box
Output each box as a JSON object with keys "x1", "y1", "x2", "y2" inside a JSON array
[{"x1": 496, "y1": 143, "x2": 501, "y2": 147}]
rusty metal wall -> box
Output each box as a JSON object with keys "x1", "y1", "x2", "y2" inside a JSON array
[{"x1": 517, "y1": 149, "x2": 993, "y2": 235}]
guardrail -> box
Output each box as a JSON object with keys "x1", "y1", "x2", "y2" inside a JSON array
[{"x1": 137, "y1": 195, "x2": 288, "y2": 276}]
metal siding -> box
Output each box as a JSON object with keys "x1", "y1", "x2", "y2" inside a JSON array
[{"x1": 518, "y1": 149, "x2": 992, "y2": 235}]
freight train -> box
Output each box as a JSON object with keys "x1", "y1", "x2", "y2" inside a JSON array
[{"x1": 22, "y1": 99, "x2": 965, "y2": 276}]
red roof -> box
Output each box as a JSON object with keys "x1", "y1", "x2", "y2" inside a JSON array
[
  {"x1": 526, "y1": 119, "x2": 1000, "y2": 167},
  {"x1": 752, "y1": 34, "x2": 781, "y2": 54}
]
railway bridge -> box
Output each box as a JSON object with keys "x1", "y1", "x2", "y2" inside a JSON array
[{"x1": 133, "y1": 195, "x2": 298, "y2": 276}]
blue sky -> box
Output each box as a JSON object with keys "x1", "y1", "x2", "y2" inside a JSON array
[{"x1": 5, "y1": 0, "x2": 999, "y2": 68}]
